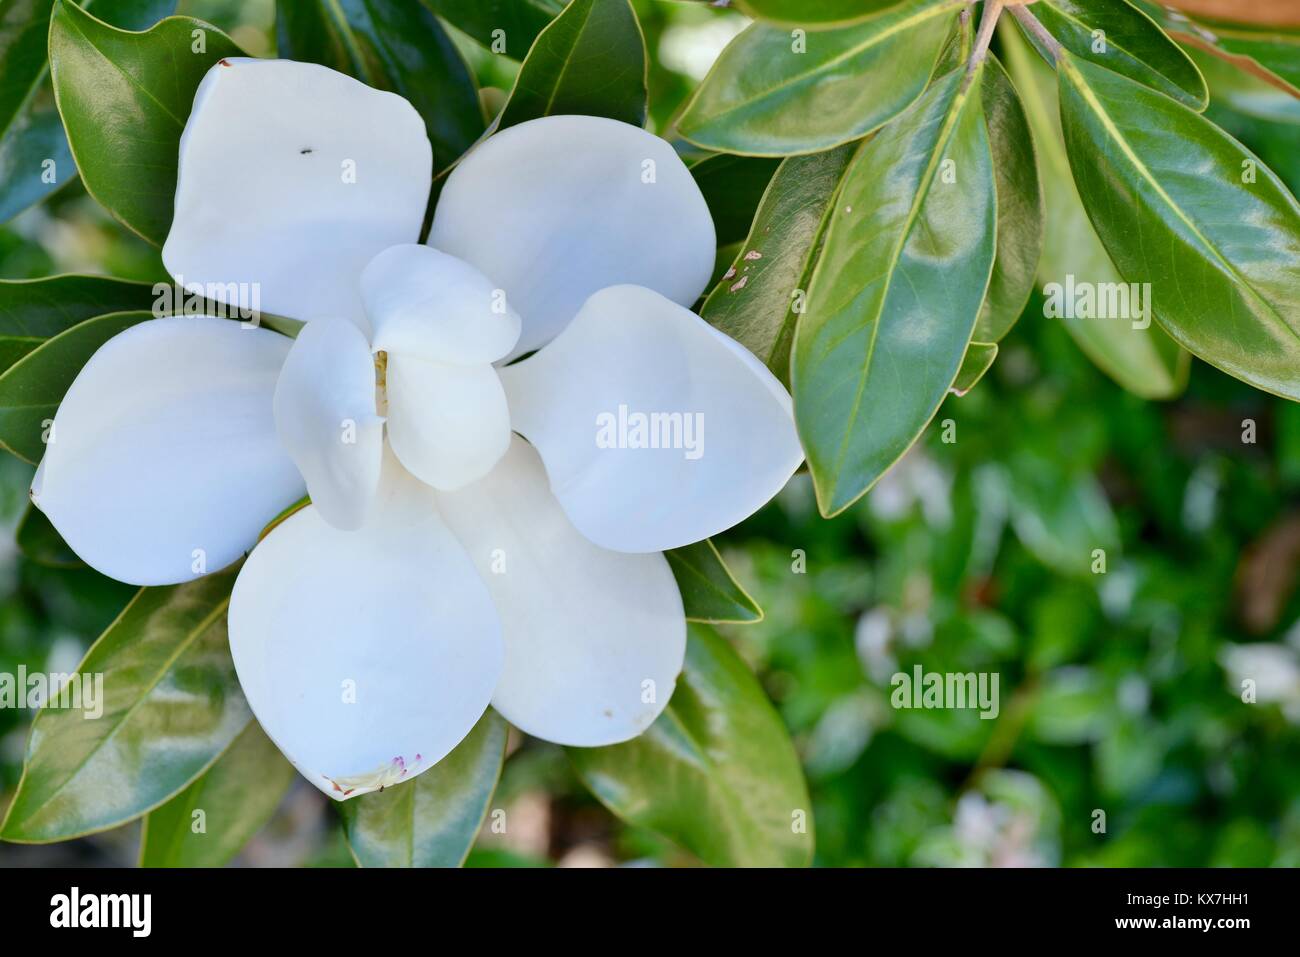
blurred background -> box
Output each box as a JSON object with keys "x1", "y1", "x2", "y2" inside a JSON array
[{"x1": 2, "y1": 0, "x2": 1299, "y2": 867}]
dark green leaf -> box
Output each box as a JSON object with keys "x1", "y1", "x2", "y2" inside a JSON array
[
  {"x1": 677, "y1": 0, "x2": 960, "y2": 155},
  {"x1": 700, "y1": 144, "x2": 854, "y2": 385},
  {"x1": 975, "y1": 54, "x2": 1042, "y2": 344},
  {"x1": 666, "y1": 540, "x2": 762, "y2": 624},
  {"x1": 276, "y1": 0, "x2": 483, "y2": 172},
  {"x1": 0, "y1": 310, "x2": 151, "y2": 463},
  {"x1": 569, "y1": 626, "x2": 813, "y2": 867},
  {"x1": 952, "y1": 341, "x2": 997, "y2": 396},
  {"x1": 48, "y1": 0, "x2": 242, "y2": 244},
  {"x1": 339, "y1": 709, "x2": 507, "y2": 867},
  {"x1": 1026, "y1": 0, "x2": 1207, "y2": 109},
  {"x1": 495, "y1": 0, "x2": 646, "y2": 130},
  {"x1": 0, "y1": 0, "x2": 67, "y2": 224},
  {"x1": 1001, "y1": 22, "x2": 1187, "y2": 398},
  {"x1": 420, "y1": 0, "x2": 563, "y2": 58},
  {"x1": 0, "y1": 274, "x2": 158, "y2": 373},
  {"x1": 138, "y1": 720, "x2": 294, "y2": 867},
  {"x1": 689, "y1": 153, "x2": 780, "y2": 248},
  {"x1": 0, "y1": 0, "x2": 175, "y2": 223},
  {"x1": 16, "y1": 502, "x2": 81, "y2": 567},
  {"x1": 736, "y1": 0, "x2": 908, "y2": 29},
  {"x1": 793, "y1": 69, "x2": 996, "y2": 516},
  {"x1": 1058, "y1": 53, "x2": 1300, "y2": 400},
  {"x1": 0, "y1": 569, "x2": 249, "y2": 842}
]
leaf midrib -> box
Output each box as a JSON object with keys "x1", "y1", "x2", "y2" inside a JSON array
[
  {"x1": 1061, "y1": 56, "x2": 1298, "y2": 344},
  {"x1": 11, "y1": 595, "x2": 231, "y2": 834},
  {"x1": 688, "y1": 0, "x2": 960, "y2": 126},
  {"x1": 1044, "y1": 0, "x2": 1198, "y2": 99},
  {"x1": 59, "y1": 6, "x2": 187, "y2": 128},
  {"x1": 826, "y1": 77, "x2": 974, "y2": 497},
  {"x1": 540, "y1": 0, "x2": 595, "y2": 116},
  {"x1": 670, "y1": 544, "x2": 754, "y2": 617},
  {"x1": 658, "y1": 705, "x2": 776, "y2": 864}
]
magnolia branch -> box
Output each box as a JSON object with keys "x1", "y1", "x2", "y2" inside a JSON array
[{"x1": 1008, "y1": 2, "x2": 1065, "y2": 63}]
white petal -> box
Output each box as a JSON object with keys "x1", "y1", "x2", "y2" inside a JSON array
[
  {"x1": 229, "y1": 453, "x2": 504, "y2": 800},
  {"x1": 32, "y1": 317, "x2": 305, "y2": 586},
  {"x1": 429, "y1": 115, "x2": 715, "y2": 359},
  {"x1": 385, "y1": 355, "x2": 510, "y2": 491},
  {"x1": 163, "y1": 59, "x2": 432, "y2": 330},
  {"x1": 360, "y1": 245, "x2": 521, "y2": 364},
  {"x1": 273, "y1": 319, "x2": 383, "y2": 530},
  {"x1": 501, "y1": 284, "x2": 803, "y2": 553},
  {"x1": 437, "y1": 437, "x2": 685, "y2": 747}
]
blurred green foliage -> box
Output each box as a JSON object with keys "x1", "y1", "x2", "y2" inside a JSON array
[{"x1": 2, "y1": 0, "x2": 1299, "y2": 867}]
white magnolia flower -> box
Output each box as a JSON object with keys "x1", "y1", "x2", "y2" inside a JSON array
[{"x1": 31, "y1": 59, "x2": 804, "y2": 799}]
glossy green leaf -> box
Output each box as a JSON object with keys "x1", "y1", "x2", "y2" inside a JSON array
[
  {"x1": 1058, "y1": 53, "x2": 1300, "y2": 400},
  {"x1": 15, "y1": 503, "x2": 81, "y2": 567},
  {"x1": 0, "y1": 569, "x2": 249, "y2": 842},
  {"x1": 930, "y1": 0, "x2": 972, "y2": 74},
  {"x1": 339, "y1": 709, "x2": 507, "y2": 867},
  {"x1": 1001, "y1": 23, "x2": 1186, "y2": 398},
  {"x1": 495, "y1": 0, "x2": 646, "y2": 130},
  {"x1": 276, "y1": 0, "x2": 483, "y2": 172},
  {"x1": 0, "y1": 274, "x2": 158, "y2": 373},
  {"x1": 689, "y1": 153, "x2": 780, "y2": 248},
  {"x1": 569, "y1": 626, "x2": 812, "y2": 867},
  {"x1": 677, "y1": 0, "x2": 960, "y2": 155},
  {"x1": 1027, "y1": 0, "x2": 1207, "y2": 109},
  {"x1": 420, "y1": 0, "x2": 563, "y2": 58},
  {"x1": 975, "y1": 54, "x2": 1042, "y2": 344},
  {"x1": 736, "y1": 0, "x2": 908, "y2": 29},
  {"x1": 1134, "y1": 0, "x2": 1300, "y2": 99},
  {"x1": 138, "y1": 720, "x2": 294, "y2": 867},
  {"x1": 666, "y1": 540, "x2": 762, "y2": 624},
  {"x1": 0, "y1": 0, "x2": 176, "y2": 223},
  {"x1": 0, "y1": 310, "x2": 151, "y2": 464},
  {"x1": 1186, "y1": 43, "x2": 1300, "y2": 125},
  {"x1": 1194, "y1": 45, "x2": 1300, "y2": 193},
  {"x1": 700, "y1": 144, "x2": 854, "y2": 385},
  {"x1": 793, "y1": 69, "x2": 996, "y2": 517},
  {"x1": 48, "y1": 0, "x2": 242, "y2": 244},
  {"x1": 952, "y1": 341, "x2": 997, "y2": 396},
  {"x1": 1184, "y1": 29, "x2": 1300, "y2": 99}
]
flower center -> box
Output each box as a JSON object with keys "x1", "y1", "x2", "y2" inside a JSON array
[{"x1": 373, "y1": 349, "x2": 389, "y2": 417}]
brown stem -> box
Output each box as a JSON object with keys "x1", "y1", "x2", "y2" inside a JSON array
[
  {"x1": 1009, "y1": 2, "x2": 1065, "y2": 64},
  {"x1": 967, "y1": 0, "x2": 1004, "y2": 77}
]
